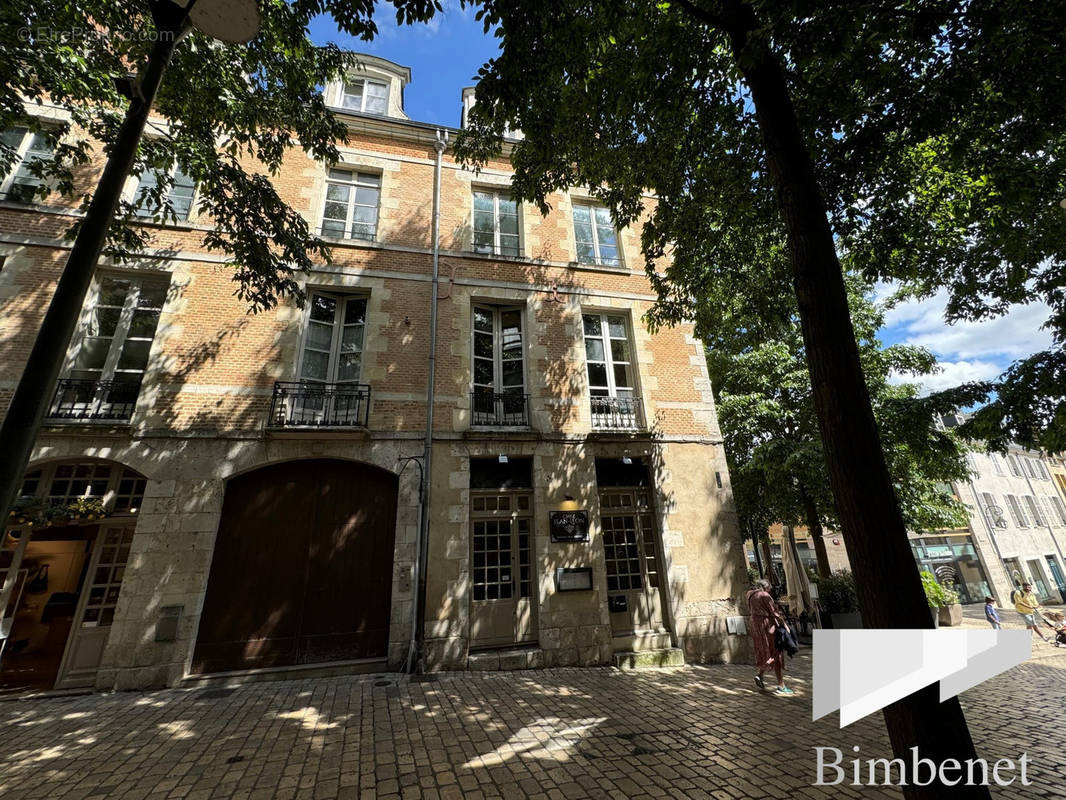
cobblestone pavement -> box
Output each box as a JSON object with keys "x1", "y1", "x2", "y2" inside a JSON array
[{"x1": 1, "y1": 627, "x2": 1064, "y2": 800}]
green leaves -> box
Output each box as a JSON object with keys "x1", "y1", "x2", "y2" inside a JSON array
[{"x1": 2, "y1": 0, "x2": 440, "y2": 313}]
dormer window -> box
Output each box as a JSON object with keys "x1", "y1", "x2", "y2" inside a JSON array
[{"x1": 341, "y1": 79, "x2": 388, "y2": 115}]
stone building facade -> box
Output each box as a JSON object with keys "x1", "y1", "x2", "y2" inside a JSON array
[{"x1": 0, "y1": 55, "x2": 749, "y2": 692}]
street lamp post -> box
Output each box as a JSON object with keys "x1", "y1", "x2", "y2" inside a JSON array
[{"x1": 0, "y1": 0, "x2": 259, "y2": 528}]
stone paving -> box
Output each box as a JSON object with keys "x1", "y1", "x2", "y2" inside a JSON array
[{"x1": 1, "y1": 613, "x2": 1064, "y2": 800}]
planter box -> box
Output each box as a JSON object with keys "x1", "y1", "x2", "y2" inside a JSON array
[
  {"x1": 938, "y1": 603, "x2": 963, "y2": 627},
  {"x1": 830, "y1": 611, "x2": 863, "y2": 629}
]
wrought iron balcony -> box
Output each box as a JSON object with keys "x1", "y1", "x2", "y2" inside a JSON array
[
  {"x1": 470, "y1": 391, "x2": 530, "y2": 427},
  {"x1": 269, "y1": 381, "x2": 371, "y2": 429},
  {"x1": 590, "y1": 395, "x2": 643, "y2": 431},
  {"x1": 46, "y1": 378, "x2": 140, "y2": 422}
]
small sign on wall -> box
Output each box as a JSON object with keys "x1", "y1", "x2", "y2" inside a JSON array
[
  {"x1": 550, "y1": 510, "x2": 590, "y2": 542},
  {"x1": 555, "y1": 567, "x2": 594, "y2": 592}
]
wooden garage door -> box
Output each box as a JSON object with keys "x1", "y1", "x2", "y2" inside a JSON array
[{"x1": 191, "y1": 459, "x2": 398, "y2": 674}]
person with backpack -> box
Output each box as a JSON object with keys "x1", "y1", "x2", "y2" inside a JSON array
[{"x1": 1013, "y1": 582, "x2": 1049, "y2": 643}]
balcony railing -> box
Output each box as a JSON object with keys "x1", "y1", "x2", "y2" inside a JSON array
[
  {"x1": 46, "y1": 378, "x2": 140, "y2": 422},
  {"x1": 471, "y1": 391, "x2": 530, "y2": 427},
  {"x1": 590, "y1": 395, "x2": 643, "y2": 431},
  {"x1": 269, "y1": 381, "x2": 371, "y2": 429}
]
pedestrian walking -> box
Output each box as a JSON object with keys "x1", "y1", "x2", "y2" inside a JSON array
[
  {"x1": 747, "y1": 578, "x2": 794, "y2": 696},
  {"x1": 984, "y1": 596, "x2": 1001, "y2": 630},
  {"x1": 1013, "y1": 583, "x2": 1049, "y2": 642}
]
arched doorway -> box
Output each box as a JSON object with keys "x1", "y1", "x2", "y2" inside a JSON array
[
  {"x1": 191, "y1": 458, "x2": 398, "y2": 674},
  {"x1": 1, "y1": 459, "x2": 146, "y2": 693}
]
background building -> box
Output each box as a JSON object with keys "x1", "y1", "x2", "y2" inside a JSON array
[{"x1": 0, "y1": 55, "x2": 749, "y2": 692}]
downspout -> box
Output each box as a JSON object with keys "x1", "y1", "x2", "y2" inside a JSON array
[{"x1": 409, "y1": 128, "x2": 447, "y2": 673}]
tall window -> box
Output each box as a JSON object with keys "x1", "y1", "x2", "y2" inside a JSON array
[
  {"x1": 70, "y1": 275, "x2": 167, "y2": 387},
  {"x1": 990, "y1": 454, "x2": 1005, "y2": 475},
  {"x1": 134, "y1": 165, "x2": 196, "y2": 220},
  {"x1": 1, "y1": 127, "x2": 55, "y2": 203},
  {"x1": 1024, "y1": 496, "x2": 1046, "y2": 527},
  {"x1": 51, "y1": 274, "x2": 167, "y2": 421},
  {"x1": 1007, "y1": 455, "x2": 1022, "y2": 477},
  {"x1": 1004, "y1": 494, "x2": 1029, "y2": 527},
  {"x1": 981, "y1": 493, "x2": 1007, "y2": 528},
  {"x1": 582, "y1": 313, "x2": 640, "y2": 429},
  {"x1": 472, "y1": 190, "x2": 519, "y2": 256},
  {"x1": 322, "y1": 169, "x2": 380, "y2": 241},
  {"x1": 299, "y1": 292, "x2": 368, "y2": 385},
  {"x1": 471, "y1": 306, "x2": 526, "y2": 425},
  {"x1": 572, "y1": 203, "x2": 620, "y2": 266},
  {"x1": 1050, "y1": 496, "x2": 1066, "y2": 527},
  {"x1": 340, "y1": 79, "x2": 388, "y2": 115}
]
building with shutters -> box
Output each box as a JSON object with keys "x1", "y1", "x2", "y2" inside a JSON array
[
  {"x1": 0, "y1": 55, "x2": 748, "y2": 692},
  {"x1": 938, "y1": 416, "x2": 1066, "y2": 607}
]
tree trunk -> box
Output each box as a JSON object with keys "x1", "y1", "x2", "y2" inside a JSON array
[
  {"x1": 800, "y1": 487, "x2": 832, "y2": 579},
  {"x1": 720, "y1": 3, "x2": 987, "y2": 796},
  {"x1": 749, "y1": 521, "x2": 765, "y2": 579},
  {"x1": 760, "y1": 538, "x2": 778, "y2": 589}
]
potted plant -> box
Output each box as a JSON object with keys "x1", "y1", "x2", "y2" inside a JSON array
[
  {"x1": 820, "y1": 569, "x2": 862, "y2": 629},
  {"x1": 920, "y1": 571, "x2": 963, "y2": 626}
]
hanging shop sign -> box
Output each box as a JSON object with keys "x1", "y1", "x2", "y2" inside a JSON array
[{"x1": 550, "y1": 510, "x2": 590, "y2": 542}]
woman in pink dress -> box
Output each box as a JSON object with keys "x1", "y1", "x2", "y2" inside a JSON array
[{"x1": 746, "y1": 579, "x2": 794, "y2": 696}]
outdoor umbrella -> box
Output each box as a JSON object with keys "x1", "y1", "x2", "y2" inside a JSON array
[{"x1": 781, "y1": 526, "x2": 819, "y2": 628}]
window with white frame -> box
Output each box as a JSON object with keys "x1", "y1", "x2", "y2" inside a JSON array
[
  {"x1": 49, "y1": 274, "x2": 167, "y2": 421},
  {"x1": 582, "y1": 313, "x2": 641, "y2": 428},
  {"x1": 1, "y1": 127, "x2": 55, "y2": 203},
  {"x1": 1024, "y1": 496, "x2": 1046, "y2": 526},
  {"x1": 472, "y1": 190, "x2": 519, "y2": 256},
  {"x1": 322, "y1": 168, "x2": 380, "y2": 240},
  {"x1": 471, "y1": 305, "x2": 526, "y2": 425},
  {"x1": 134, "y1": 164, "x2": 196, "y2": 220},
  {"x1": 298, "y1": 292, "x2": 368, "y2": 385},
  {"x1": 69, "y1": 274, "x2": 168, "y2": 387},
  {"x1": 990, "y1": 453, "x2": 1005, "y2": 475},
  {"x1": 572, "y1": 202, "x2": 621, "y2": 266},
  {"x1": 981, "y1": 492, "x2": 1008, "y2": 528},
  {"x1": 1004, "y1": 494, "x2": 1029, "y2": 527},
  {"x1": 340, "y1": 79, "x2": 388, "y2": 115},
  {"x1": 1007, "y1": 455, "x2": 1022, "y2": 477},
  {"x1": 1050, "y1": 496, "x2": 1066, "y2": 527}
]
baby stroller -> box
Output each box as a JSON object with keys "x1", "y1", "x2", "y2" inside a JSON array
[{"x1": 1044, "y1": 611, "x2": 1066, "y2": 647}]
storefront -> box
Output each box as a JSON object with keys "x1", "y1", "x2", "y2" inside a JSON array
[{"x1": 910, "y1": 534, "x2": 992, "y2": 605}]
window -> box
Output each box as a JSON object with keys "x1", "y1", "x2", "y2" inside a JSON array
[
  {"x1": 51, "y1": 274, "x2": 167, "y2": 421},
  {"x1": 471, "y1": 305, "x2": 526, "y2": 426},
  {"x1": 1024, "y1": 496, "x2": 1046, "y2": 527},
  {"x1": 981, "y1": 492, "x2": 1007, "y2": 529},
  {"x1": 583, "y1": 314, "x2": 635, "y2": 399},
  {"x1": 340, "y1": 79, "x2": 388, "y2": 115},
  {"x1": 1004, "y1": 494, "x2": 1029, "y2": 527},
  {"x1": 1007, "y1": 455, "x2": 1022, "y2": 477},
  {"x1": 322, "y1": 169, "x2": 380, "y2": 241},
  {"x1": 472, "y1": 190, "x2": 519, "y2": 256},
  {"x1": 134, "y1": 164, "x2": 196, "y2": 220},
  {"x1": 1, "y1": 127, "x2": 55, "y2": 203},
  {"x1": 572, "y1": 202, "x2": 621, "y2": 266},
  {"x1": 298, "y1": 292, "x2": 367, "y2": 385},
  {"x1": 1050, "y1": 496, "x2": 1066, "y2": 527},
  {"x1": 582, "y1": 313, "x2": 641, "y2": 429},
  {"x1": 990, "y1": 454, "x2": 1005, "y2": 476}
]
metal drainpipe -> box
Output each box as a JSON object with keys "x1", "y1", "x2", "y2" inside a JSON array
[{"x1": 409, "y1": 129, "x2": 448, "y2": 673}]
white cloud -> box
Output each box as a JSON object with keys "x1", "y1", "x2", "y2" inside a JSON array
[{"x1": 879, "y1": 284, "x2": 1052, "y2": 393}]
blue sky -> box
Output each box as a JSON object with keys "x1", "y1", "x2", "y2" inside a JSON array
[
  {"x1": 309, "y1": 2, "x2": 497, "y2": 128},
  {"x1": 309, "y1": 7, "x2": 1048, "y2": 392}
]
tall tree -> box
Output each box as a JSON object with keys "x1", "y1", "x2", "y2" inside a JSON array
[
  {"x1": 455, "y1": 1, "x2": 1066, "y2": 791},
  {"x1": 712, "y1": 274, "x2": 970, "y2": 582}
]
